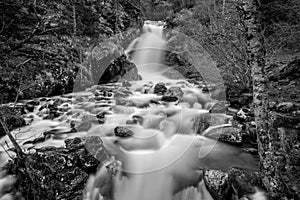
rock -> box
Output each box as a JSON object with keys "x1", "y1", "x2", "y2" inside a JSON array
[
  {"x1": 153, "y1": 82, "x2": 167, "y2": 95},
  {"x1": 25, "y1": 100, "x2": 40, "y2": 112},
  {"x1": 194, "y1": 113, "x2": 233, "y2": 134},
  {"x1": 200, "y1": 123, "x2": 242, "y2": 145},
  {"x1": 163, "y1": 51, "x2": 203, "y2": 81},
  {"x1": 98, "y1": 55, "x2": 139, "y2": 84},
  {"x1": 162, "y1": 86, "x2": 183, "y2": 102},
  {"x1": 202, "y1": 87, "x2": 209, "y2": 93},
  {"x1": 75, "y1": 121, "x2": 92, "y2": 132},
  {"x1": 82, "y1": 114, "x2": 100, "y2": 124},
  {"x1": 161, "y1": 68, "x2": 186, "y2": 79},
  {"x1": 204, "y1": 170, "x2": 231, "y2": 200},
  {"x1": 161, "y1": 96, "x2": 178, "y2": 102},
  {"x1": 209, "y1": 101, "x2": 228, "y2": 113},
  {"x1": 114, "y1": 126, "x2": 134, "y2": 138},
  {"x1": 122, "y1": 81, "x2": 132, "y2": 87},
  {"x1": 5, "y1": 137, "x2": 111, "y2": 200},
  {"x1": 228, "y1": 168, "x2": 262, "y2": 198},
  {"x1": 235, "y1": 108, "x2": 253, "y2": 122},
  {"x1": 276, "y1": 102, "x2": 294, "y2": 113}
]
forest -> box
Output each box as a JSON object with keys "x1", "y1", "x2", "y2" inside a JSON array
[{"x1": 0, "y1": 0, "x2": 299, "y2": 200}]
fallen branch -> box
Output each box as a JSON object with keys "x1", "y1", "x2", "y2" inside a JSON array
[
  {"x1": 0, "y1": 118, "x2": 24, "y2": 158},
  {"x1": 0, "y1": 143, "x2": 14, "y2": 160}
]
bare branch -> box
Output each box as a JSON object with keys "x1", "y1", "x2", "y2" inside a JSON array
[
  {"x1": 0, "y1": 118, "x2": 24, "y2": 158},
  {"x1": 0, "y1": 143, "x2": 14, "y2": 160}
]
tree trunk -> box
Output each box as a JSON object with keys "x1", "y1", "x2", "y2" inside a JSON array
[{"x1": 242, "y1": 0, "x2": 288, "y2": 199}]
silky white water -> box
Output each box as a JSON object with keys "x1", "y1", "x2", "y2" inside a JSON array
[
  {"x1": 0, "y1": 20, "x2": 264, "y2": 200},
  {"x1": 128, "y1": 21, "x2": 170, "y2": 82}
]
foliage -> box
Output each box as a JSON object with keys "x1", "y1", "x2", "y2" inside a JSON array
[
  {"x1": 0, "y1": 0, "x2": 142, "y2": 103},
  {"x1": 141, "y1": 0, "x2": 196, "y2": 20},
  {"x1": 260, "y1": 0, "x2": 300, "y2": 55}
]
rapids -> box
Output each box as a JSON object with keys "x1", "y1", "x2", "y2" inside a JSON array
[{"x1": 0, "y1": 21, "x2": 265, "y2": 200}]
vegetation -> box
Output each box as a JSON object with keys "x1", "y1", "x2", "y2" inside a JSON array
[
  {"x1": 0, "y1": 0, "x2": 142, "y2": 103},
  {"x1": 0, "y1": 0, "x2": 299, "y2": 199}
]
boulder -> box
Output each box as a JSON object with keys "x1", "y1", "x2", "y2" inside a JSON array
[
  {"x1": 4, "y1": 137, "x2": 111, "y2": 200},
  {"x1": 204, "y1": 170, "x2": 231, "y2": 200},
  {"x1": 162, "y1": 86, "x2": 183, "y2": 102},
  {"x1": 153, "y1": 82, "x2": 167, "y2": 95},
  {"x1": 98, "y1": 55, "x2": 139, "y2": 84},
  {"x1": 114, "y1": 126, "x2": 134, "y2": 138}
]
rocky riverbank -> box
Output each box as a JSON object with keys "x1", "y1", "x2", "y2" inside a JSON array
[{"x1": 0, "y1": 80, "x2": 266, "y2": 200}]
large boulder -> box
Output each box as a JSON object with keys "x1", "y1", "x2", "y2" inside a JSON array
[
  {"x1": 3, "y1": 137, "x2": 111, "y2": 200},
  {"x1": 98, "y1": 55, "x2": 140, "y2": 84}
]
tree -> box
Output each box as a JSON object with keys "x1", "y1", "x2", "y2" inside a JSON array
[{"x1": 242, "y1": 0, "x2": 290, "y2": 199}]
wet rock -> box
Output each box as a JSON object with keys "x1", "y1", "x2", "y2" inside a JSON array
[
  {"x1": 194, "y1": 113, "x2": 232, "y2": 134},
  {"x1": 235, "y1": 108, "x2": 253, "y2": 122},
  {"x1": 164, "y1": 51, "x2": 203, "y2": 81},
  {"x1": 202, "y1": 124, "x2": 242, "y2": 145},
  {"x1": 162, "y1": 86, "x2": 183, "y2": 102},
  {"x1": 209, "y1": 101, "x2": 228, "y2": 113},
  {"x1": 204, "y1": 170, "x2": 231, "y2": 200},
  {"x1": 166, "y1": 87, "x2": 184, "y2": 98},
  {"x1": 43, "y1": 110, "x2": 62, "y2": 120},
  {"x1": 5, "y1": 137, "x2": 110, "y2": 200},
  {"x1": 98, "y1": 55, "x2": 139, "y2": 84},
  {"x1": 202, "y1": 87, "x2": 209, "y2": 93},
  {"x1": 114, "y1": 126, "x2": 134, "y2": 138},
  {"x1": 228, "y1": 168, "x2": 262, "y2": 198},
  {"x1": 95, "y1": 96, "x2": 111, "y2": 101},
  {"x1": 153, "y1": 82, "x2": 167, "y2": 95},
  {"x1": 75, "y1": 121, "x2": 93, "y2": 132},
  {"x1": 161, "y1": 96, "x2": 178, "y2": 102},
  {"x1": 161, "y1": 68, "x2": 186, "y2": 79},
  {"x1": 25, "y1": 100, "x2": 40, "y2": 112},
  {"x1": 82, "y1": 114, "x2": 99, "y2": 124},
  {"x1": 122, "y1": 81, "x2": 132, "y2": 87}
]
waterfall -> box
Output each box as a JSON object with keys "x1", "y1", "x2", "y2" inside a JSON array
[{"x1": 126, "y1": 21, "x2": 169, "y2": 82}]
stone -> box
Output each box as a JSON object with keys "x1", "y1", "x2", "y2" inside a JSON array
[
  {"x1": 25, "y1": 100, "x2": 40, "y2": 112},
  {"x1": 4, "y1": 137, "x2": 111, "y2": 200},
  {"x1": 153, "y1": 82, "x2": 167, "y2": 95},
  {"x1": 201, "y1": 124, "x2": 242, "y2": 144},
  {"x1": 98, "y1": 55, "x2": 139, "y2": 84},
  {"x1": 122, "y1": 81, "x2": 132, "y2": 87},
  {"x1": 228, "y1": 168, "x2": 262, "y2": 198},
  {"x1": 161, "y1": 96, "x2": 178, "y2": 102},
  {"x1": 162, "y1": 86, "x2": 183, "y2": 102},
  {"x1": 75, "y1": 121, "x2": 92, "y2": 132},
  {"x1": 114, "y1": 126, "x2": 134, "y2": 138},
  {"x1": 204, "y1": 170, "x2": 231, "y2": 200},
  {"x1": 209, "y1": 101, "x2": 228, "y2": 113}
]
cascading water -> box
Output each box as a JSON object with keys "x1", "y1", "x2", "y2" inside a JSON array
[
  {"x1": 126, "y1": 21, "x2": 169, "y2": 82},
  {"x1": 0, "y1": 19, "x2": 265, "y2": 200}
]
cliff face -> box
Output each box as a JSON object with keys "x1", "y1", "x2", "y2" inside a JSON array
[{"x1": 0, "y1": 0, "x2": 143, "y2": 103}]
